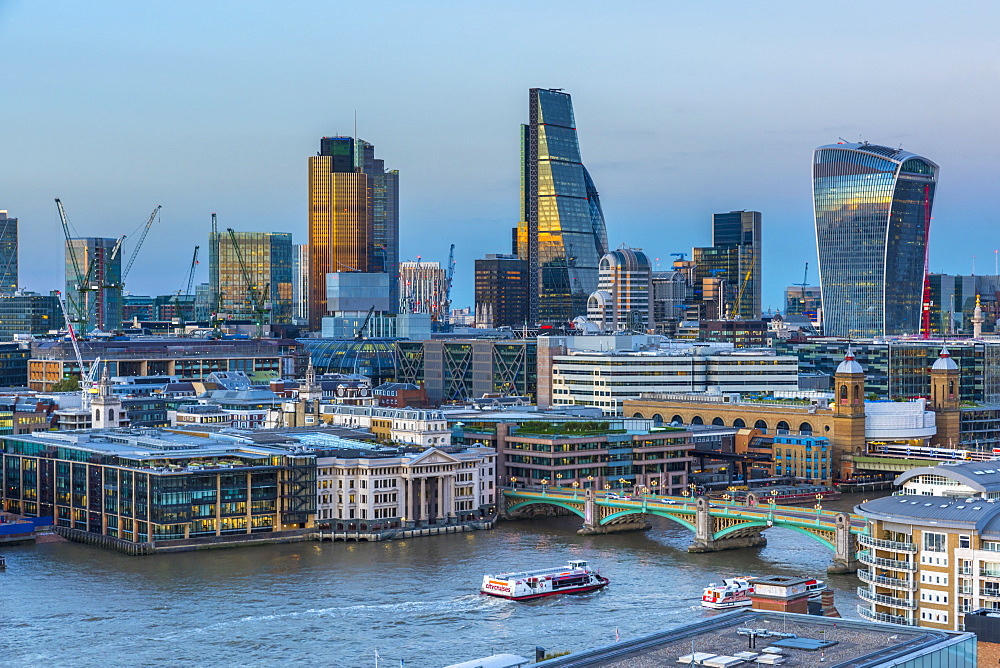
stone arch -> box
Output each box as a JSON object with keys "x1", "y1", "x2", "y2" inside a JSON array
[
  {"x1": 776, "y1": 420, "x2": 790, "y2": 432},
  {"x1": 840, "y1": 384, "x2": 848, "y2": 400},
  {"x1": 95, "y1": 409, "x2": 101, "y2": 421},
  {"x1": 109, "y1": 409, "x2": 115, "y2": 422},
  {"x1": 754, "y1": 419, "x2": 768, "y2": 431},
  {"x1": 691, "y1": 415, "x2": 704, "y2": 425},
  {"x1": 671, "y1": 415, "x2": 684, "y2": 425},
  {"x1": 712, "y1": 417, "x2": 725, "y2": 426},
  {"x1": 733, "y1": 418, "x2": 746, "y2": 428},
  {"x1": 652, "y1": 413, "x2": 664, "y2": 426},
  {"x1": 799, "y1": 422, "x2": 813, "y2": 435},
  {"x1": 853, "y1": 385, "x2": 860, "y2": 402},
  {"x1": 632, "y1": 412, "x2": 644, "y2": 418},
  {"x1": 505, "y1": 500, "x2": 585, "y2": 520}
]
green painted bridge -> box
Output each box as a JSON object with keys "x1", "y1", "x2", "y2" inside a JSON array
[{"x1": 502, "y1": 487, "x2": 866, "y2": 573}]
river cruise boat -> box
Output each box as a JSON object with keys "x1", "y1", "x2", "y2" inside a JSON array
[
  {"x1": 480, "y1": 560, "x2": 609, "y2": 601},
  {"x1": 709, "y1": 484, "x2": 841, "y2": 506},
  {"x1": 701, "y1": 577, "x2": 755, "y2": 609}
]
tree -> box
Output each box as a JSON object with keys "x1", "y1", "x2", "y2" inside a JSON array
[{"x1": 51, "y1": 378, "x2": 80, "y2": 393}]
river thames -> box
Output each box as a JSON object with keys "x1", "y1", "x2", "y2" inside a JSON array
[{"x1": 3, "y1": 494, "x2": 874, "y2": 667}]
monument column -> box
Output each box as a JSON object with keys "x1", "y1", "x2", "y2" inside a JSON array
[
  {"x1": 419, "y1": 477, "x2": 427, "y2": 521},
  {"x1": 437, "y1": 476, "x2": 445, "y2": 520}
]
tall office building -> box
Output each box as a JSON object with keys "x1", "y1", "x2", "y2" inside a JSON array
[
  {"x1": 0, "y1": 291, "x2": 60, "y2": 341},
  {"x1": 0, "y1": 211, "x2": 18, "y2": 291},
  {"x1": 650, "y1": 270, "x2": 691, "y2": 334},
  {"x1": 515, "y1": 88, "x2": 608, "y2": 325},
  {"x1": 399, "y1": 261, "x2": 447, "y2": 320},
  {"x1": 65, "y1": 237, "x2": 122, "y2": 333},
  {"x1": 308, "y1": 136, "x2": 398, "y2": 329},
  {"x1": 928, "y1": 273, "x2": 1000, "y2": 336},
  {"x1": 209, "y1": 231, "x2": 293, "y2": 324},
  {"x1": 692, "y1": 210, "x2": 761, "y2": 321},
  {"x1": 587, "y1": 247, "x2": 651, "y2": 332},
  {"x1": 785, "y1": 285, "x2": 822, "y2": 327},
  {"x1": 475, "y1": 254, "x2": 528, "y2": 329},
  {"x1": 292, "y1": 243, "x2": 309, "y2": 325},
  {"x1": 813, "y1": 142, "x2": 938, "y2": 338}
]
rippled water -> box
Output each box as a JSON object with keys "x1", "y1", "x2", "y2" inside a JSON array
[{"x1": 2, "y1": 494, "x2": 872, "y2": 667}]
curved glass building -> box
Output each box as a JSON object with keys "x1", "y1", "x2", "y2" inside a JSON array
[
  {"x1": 299, "y1": 338, "x2": 399, "y2": 385},
  {"x1": 812, "y1": 142, "x2": 938, "y2": 338},
  {"x1": 517, "y1": 88, "x2": 608, "y2": 325}
]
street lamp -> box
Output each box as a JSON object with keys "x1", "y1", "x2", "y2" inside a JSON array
[
  {"x1": 541, "y1": 478, "x2": 549, "y2": 491},
  {"x1": 572, "y1": 481, "x2": 580, "y2": 497},
  {"x1": 650, "y1": 480, "x2": 658, "y2": 497},
  {"x1": 509, "y1": 476, "x2": 518, "y2": 489},
  {"x1": 556, "y1": 473, "x2": 563, "y2": 491},
  {"x1": 814, "y1": 493, "x2": 823, "y2": 524},
  {"x1": 587, "y1": 475, "x2": 594, "y2": 490},
  {"x1": 604, "y1": 483, "x2": 611, "y2": 496}
]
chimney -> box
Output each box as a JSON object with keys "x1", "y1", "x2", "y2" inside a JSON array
[{"x1": 749, "y1": 576, "x2": 811, "y2": 615}]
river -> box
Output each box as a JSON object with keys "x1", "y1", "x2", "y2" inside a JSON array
[{"x1": 1, "y1": 494, "x2": 875, "y2": 667}]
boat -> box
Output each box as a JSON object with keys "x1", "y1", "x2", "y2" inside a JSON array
[
  {"x1": 701, "y1": 577, "x2": 755, "y2": 609},
  {"x1": 480, "y1": 559, "x2": 609, "y2": 601},
  {"x1": 803, "y1": 577, "x2": 827, "y2": 599}
]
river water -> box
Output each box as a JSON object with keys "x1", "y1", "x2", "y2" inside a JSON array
[{"x1": 2, "y1": 494, "x2": 874, "y2": 667}]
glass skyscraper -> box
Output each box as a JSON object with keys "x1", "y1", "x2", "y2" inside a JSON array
[
  {"x1": 812, "y1": 142, "x2": 938, "y2": 338},
  {"x1": 0, "y1": 211, "x2": 17, "y2": 291},
  {"x1": 209, "y1": 231, "x2": 293, "y2": 324},
  {"x1": 516, "y1": 88, "x2": 608, "y2": 325}
]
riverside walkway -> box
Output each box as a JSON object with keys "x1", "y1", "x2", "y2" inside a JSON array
[{"x1": 502, "y1": 487, "x2": 866, "y2": 573}]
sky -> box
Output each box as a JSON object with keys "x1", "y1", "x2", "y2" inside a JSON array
[{"x1": 2, "y1": 1, "x2": 999, "y2": 313}]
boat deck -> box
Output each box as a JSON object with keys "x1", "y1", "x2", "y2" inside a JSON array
[{"x1": 491, "y1": 565, "x2": 586, "y2": 580}]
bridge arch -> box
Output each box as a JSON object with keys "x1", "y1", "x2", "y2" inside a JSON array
[
  {"x1": 600, "y1": 507, "x2": 697, "y2": 533},
  {"x1": 506, "y1": 500, "x2": 585, "y2": 520},
  {"x1": 713, "y1": 520, "x2": 835, "y2": 551}
]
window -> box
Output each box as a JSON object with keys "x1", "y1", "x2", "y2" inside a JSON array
[
  {"x1": 923, "y1": 532, "x2": 946, "y2": 552},
  {"x1": 959, "y1": 535, "x2": 970, "y2": 549}
]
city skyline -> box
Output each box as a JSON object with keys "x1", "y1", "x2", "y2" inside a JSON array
[{"x1": 2, "y1": 3, "x2": 999, "y2": 314}]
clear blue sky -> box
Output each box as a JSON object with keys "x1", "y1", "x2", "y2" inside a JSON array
[{"x1": 2, "y1": 1, "x2": 998, "y2": 312}]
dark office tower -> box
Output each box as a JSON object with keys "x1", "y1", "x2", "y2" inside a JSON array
[
  {"x1": 65, "y1": 237, "x2": 122, "y2": 332},
  {"x1": 692, "y1": 211, "x2": 761, "y2": 321},
  {"x1": 0, "y1": 211, "x2": 17, "y2": 291},
  {"x1": 813, "y1": 142, "x2": 938, "y2": 338},
  {"x1": 308, "y1": 136, "x2": 398, "y2": 329},
  {"x1": 515, "y1": 88, "x2": 608, "y2": 325},
  {"x1": 475, "y1": 254, "x2": 528, "y2": 328}
]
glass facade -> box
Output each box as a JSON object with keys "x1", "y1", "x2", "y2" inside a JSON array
[
  {"x1": 64, "y1": 237, "x2": 123, "y2": 333},
  {"x1": 0, "y1": 211, "x2": 17, "y2": 291},
  {"x1": 210, "y1": 231, "x2": 293, "y2": 324},
  {"x1": 813, "y1": 143, "x2": 938, "y2": 338},
  {"x1": 518, "y1": 88, "x2": 608, "y2": 325},
  {"x1": 693, "y1": 211, "x2": 761, "y2": 320}
]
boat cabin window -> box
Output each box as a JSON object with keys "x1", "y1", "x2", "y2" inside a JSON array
[{"x1": 568, "y1": 560, "x2": 588, "y2": 569}]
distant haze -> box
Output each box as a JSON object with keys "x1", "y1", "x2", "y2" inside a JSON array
[{"x1": 2, "y1": 1, "x2": 997, "y2": 312}]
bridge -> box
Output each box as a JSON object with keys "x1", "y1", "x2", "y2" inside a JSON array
[{"x1": 502, "y1": 487, "x2": 866, "y2": 573}]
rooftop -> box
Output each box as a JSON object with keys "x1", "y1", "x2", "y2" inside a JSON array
[
  {"x1": 857, "y1": 494, "x2": 1000, "y2": 536},
  {"x1": 896, "y1": 460, "x2": 1000, "y2": 493},
  {"x1": 535, "y1": 610, "x2": 969, "y2": 667}
]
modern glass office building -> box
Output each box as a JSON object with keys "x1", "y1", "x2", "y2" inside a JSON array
[
  {"x1": 813, "y1": 142, "x2": 938, "y2": 338},
  {"x1": 209, "y1": 230, "x2": 293, "y2": 324},
  {"x1": 517, "y1": 88, "x2": 608, "y2": 325}
]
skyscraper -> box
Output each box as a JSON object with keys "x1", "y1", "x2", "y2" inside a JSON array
[
  {"x1": 813, "y1": 142, "x2": 938, "y2": 338},
  {"x1": 692, "y1": 210, "x2": 761, "y2": 321},
  {"x1": 0, "y1": 211, "x2": 18, "y2": 291},
  {"x1": 399, "y1": 261, "x2": 447, "y2": 320},
  {"x1": 516, "y1": 88, "x2": 608, "y2": 325},
  {"x1": 308, "y1": 136, "x2": 398, "y2": 329},
  {"x1": 475, "y1": 254, "x2": 528, "y2": 329},
  {"x1": 209, "y1": 231, "x2": 293, "y2": 324},
  {"x1": 292, "y1": 243, "x2": 309, "y2": 325},
  {"x1": 65, "y1": 237, "x2": 122, "y2": 333},
  {"x1": 587, "y1": 247, "x2": 651, "y2": 332}
]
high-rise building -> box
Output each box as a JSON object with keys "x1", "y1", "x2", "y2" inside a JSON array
[
  {"x1": 692, "y1": 210, "x2": 761, "y2": 321},
  {"x1": 928, "y1": 273, "x2": 1000, "y2": 337},
  {"x1": 813, "y1": 142, "x2": 938, "y2": 338},
  {"x1": 0, "y1": 211, "x2": 18, "y2": 291},
  {"x1": 65, "y1": 237, "x2": 122, "y2": 333},
  {"x1": 209, "y1": 231, "x2": 293, "y2": 325},
  {"x1": 785, "y1": 285, "x2": 822, "y2": 327},
  {"x1": 399, "y1": 261, "x2": 447, "y2": 320},
  {"x1": 474, "y1": 254, "x2": 528, "y2": 329},
  {"x1": 587, "y1": 247, "x2": 651, "y2": 332},
  {"x1": 650, "y1": 270, "x2": 691, "y2": 334},
  {"x1": 308, "y1": 136, "x2": 398, "y2": 329},
  {"x1": 292, "y1": 243, "x2": 309, "y2": 325},
  {"x1": 515, "y1": 88, "x2": 608, "y2": 325},
  {"x1": 0, "y1": 291, "x2": 59, "y2": 341}
]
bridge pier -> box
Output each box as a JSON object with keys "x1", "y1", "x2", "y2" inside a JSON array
[
  {"x1": 577, "y1": 490, "x2": 650, "y2": 535},
  {"x1": 687, "y1": 496, "x2": 766, "y2": 553},
  {"x1": 828, "y1": 512, "x2": 860, "y2": 574}
]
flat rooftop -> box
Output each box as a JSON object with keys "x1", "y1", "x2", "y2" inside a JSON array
[{"x1": 535, "y1": 610, "x2": 969, "y2": 667}]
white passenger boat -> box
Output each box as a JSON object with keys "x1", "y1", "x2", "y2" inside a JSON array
[
  {"x1": 701, "y1": 577, "x2": 755, "y2": 609},
  {"x1": 480, "y1": 560, "x2": 609, "y2": 601}
]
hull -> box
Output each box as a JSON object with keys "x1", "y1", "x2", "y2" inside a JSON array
[
  {"x1": 482, "y1": 578, "x2": 609, "y2": 601},
  {"x1": 701, "y1": 598, "x2": 753, "y2": 610}
]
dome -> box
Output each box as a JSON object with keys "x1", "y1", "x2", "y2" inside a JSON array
[
  {"x1": 835, "y1": 346, "x2": 864, "y2": 374},
  {"x1": 931, "y1": 347, "x2": 959, "y2": 371}
]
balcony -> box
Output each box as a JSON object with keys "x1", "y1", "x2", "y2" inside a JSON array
[
  {"x1": 857, "y1": 604, "x2": 913, "y2": 626},
  {"x1": 857, "y1": 569, "x2": 916, "y2": 591},
  {"x1": 857, "y1": 550, "x2": 915, "y2": 572},
  {"x1": 857, "y1": 587, "x2": 917, "y2": 610},
  {"x1": 857, "y1": 533, "x2": 917, "y2": 553},
  {"x1": 980, "y1": 589, "x2": 1000, "y2": 600},
  {"x1": 981, "y1": 570, "x2": 1000, "y2": 580}
]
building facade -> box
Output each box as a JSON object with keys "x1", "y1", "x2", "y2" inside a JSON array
[
  {"x1": 813, "y1": 142, "x2": 938, "y2": 338},
  {"x1": 399, "y1": 261, "x2": 447, "y2": 320},
  {"x1": 0, "y1": 210, "x2": 18, "y2": 291},
  {"x1": 784, "y1": 285, "x2": 822, "y2": 327},
  {"x1": 929, "y1": 273, "x2": 1000, "y2": 337},
  {"x1": 65, "y1": 237, "x2": 122, "y2": 333},
  {"x1": 308, "y1": 136, "x2": 399, "y2": 329},
  {"x1": 587, "y1": 247, "x2": 651, "y2": 332},
  {"x1": 0, "y1": 291, "x2": 59, "y2": 341},
  {"x1": 209, "y1": 230, "x2": 293, "y2": 325},
  {"x1": 650, "y1": 270, "x2": 691, "y2": 334},
  {"x1": 474, "y1": 254, "x2": 528, "y2": 329},
  {"x1": 692, "y1": 210, "x2": 762, "y2": 321},
  {"x1": 292, "y1": 243, "x2": 309, "y2": 325},
  {"x1": 515, "y1": 88, "x2": 608, "y2": 325}
]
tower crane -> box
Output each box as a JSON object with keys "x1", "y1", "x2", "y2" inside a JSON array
[
  {"x1": 56, "y1": 198, "x2": 94, "y2": 331},
  {"x1": 443, "y1": 244, "x2": 456, "y2": 323},
  {"x1": 54, "y1": 290, "x2": 101, "y2": 408},
  {"x1": 796, "y1": 261, "x2": 809, "y2": 287},
  {"x1": 122, "y1": 205, "x2": 161, "y2": 281},
  {"x1": 227, "y1": 228, "x2": 270, "y2": 338},
  {"x1": 172, "y1": 246, "x2": 200, "y2": 321},
  {"x1": 670, "y1": 252, "x2": 687, "y2": 262}
]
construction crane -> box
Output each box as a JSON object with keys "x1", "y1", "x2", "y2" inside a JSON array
[
  {"x1": 122, "y1": 205, "x2": 161, "y2": 281},
  {"x1": 796, "y1": 262, "x2": 809, "y2": 288},
  {"x1": 172, "y1": 245, "x2": 200, "y2": 321},
  {"x1": 727, "y1": 265, "x2": 755, "y2": 320},
  {"x1": 670, "y1": 252, "x2": 687, "y2": 262},
  {"x1": 355, "y1": 305, "x2": 375, "y2": 340},
  {"x1": 226, "y1": 228, "x2": 269, "y2": 338},
  {"x1": 56, "y1": 198, "x2": 94, "y2": 331},
  {"x1": 54, "y1": 290, "x2": 101, "y2": 408},
  {"x1": 443, "y1": 244, "x2": 455, "y2": 324}
]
